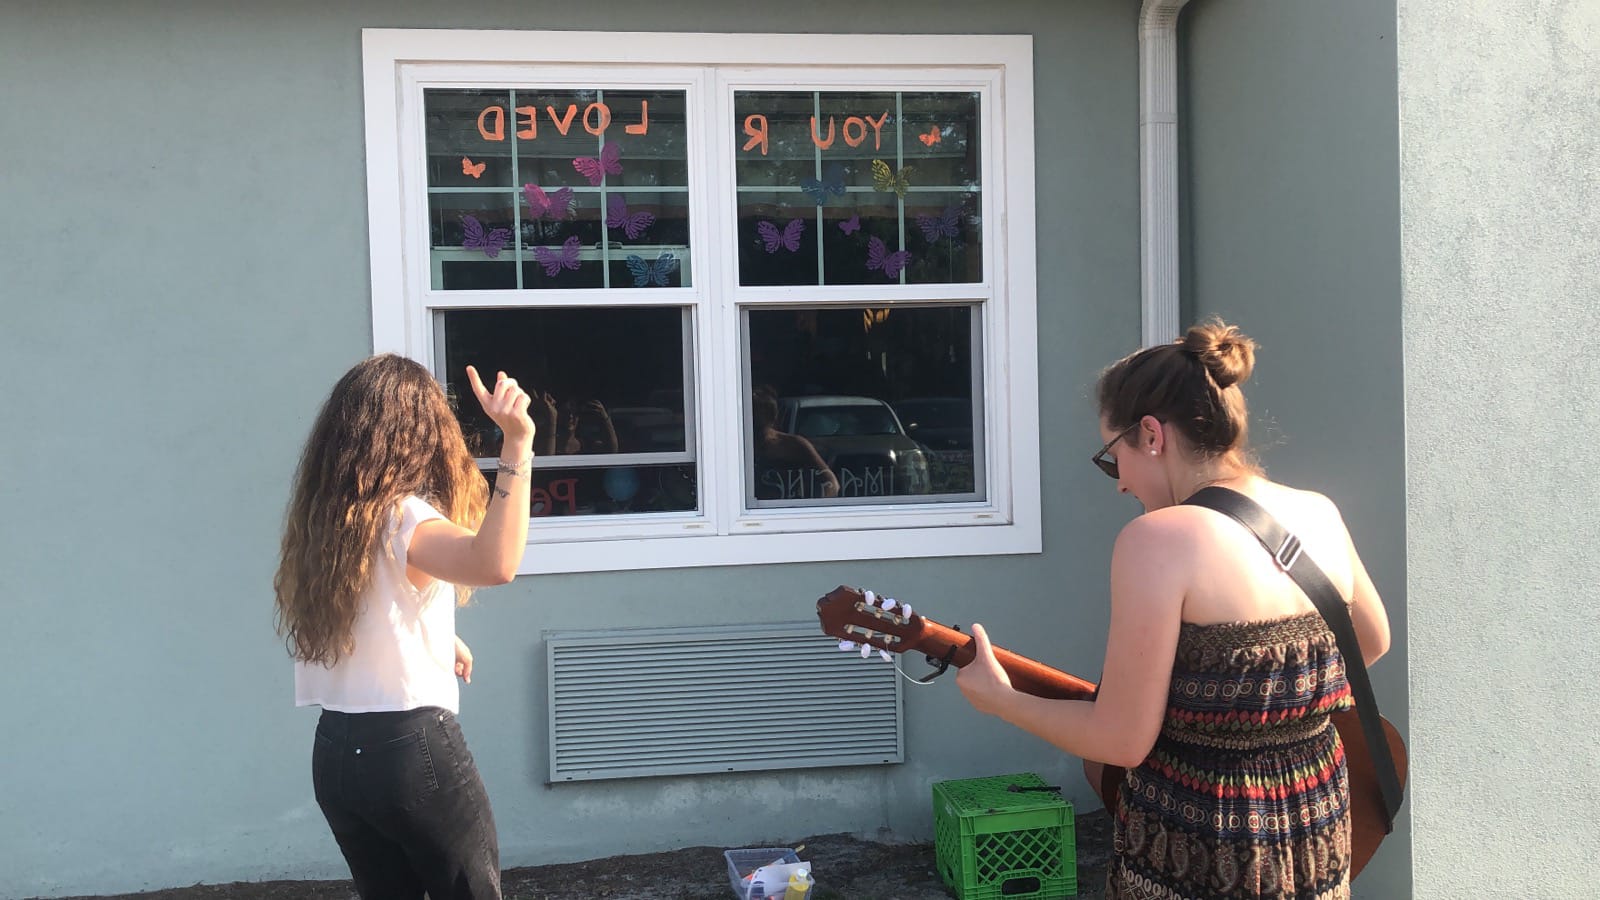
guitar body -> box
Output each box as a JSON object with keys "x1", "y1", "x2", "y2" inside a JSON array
[{"x1": 816, "y1": 585, "x2": 1408, "y2": 881}]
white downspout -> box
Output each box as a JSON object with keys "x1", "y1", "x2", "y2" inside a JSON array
[{"x1": 1139, "y1": 0, "x2": 1191, "y2": 347}]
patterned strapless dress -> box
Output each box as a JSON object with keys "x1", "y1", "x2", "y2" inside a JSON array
[{"x1": 1106, "y1": 609, "x2": 1354, "y2": 900}]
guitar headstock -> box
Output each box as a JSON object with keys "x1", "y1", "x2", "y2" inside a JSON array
[{"x1": 815, "y1": 585, "x2": 928, "y2": 660}]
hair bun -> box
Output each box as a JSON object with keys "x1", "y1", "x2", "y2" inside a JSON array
[{"x1": 1180, "y1": 320, "x2": 1256, "y2": 389}]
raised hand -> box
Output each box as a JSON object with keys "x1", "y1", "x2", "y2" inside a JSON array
[
  {"x1": 465, "y1": 365, "x2": 535, "y2": 445},
  {"x1": 530, "y1": 390, "x2": 558, "y2": 429}
]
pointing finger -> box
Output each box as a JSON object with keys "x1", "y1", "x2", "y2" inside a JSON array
[{"x1": 465, "y1": 366, "x2": 490, "y2": 402}]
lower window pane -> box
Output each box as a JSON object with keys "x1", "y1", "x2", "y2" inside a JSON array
[
  {"x1": 440, "y1": 307, "x2": 697, "y2": 518},
  {"x1": 746, "y1": 305, "x2": 983, "y2": 507}
]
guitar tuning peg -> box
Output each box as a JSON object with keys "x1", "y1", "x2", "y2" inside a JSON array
[
  {"x1": 862, "y1": 589, "x2": 877, "y2": 605},
  {"x1": 901, "y1": 603, "x2": 912, "y2": 618},
  {"x1": 881, "y1": 598, "x2": 898, "y2": 612},
  {"x1": 838, "y1": 640, "x2": 858, "y2": 652},
  {"x1": 879, "y1": 649, "x2": 892, "y2": 662},
  {"x1": 859, "y1": 643, "x2": 873, "y2": 659}
]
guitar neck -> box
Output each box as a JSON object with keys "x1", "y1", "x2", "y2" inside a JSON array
[{"x1": 916, "y1": 618, "x2": 1099, "y2": 701}]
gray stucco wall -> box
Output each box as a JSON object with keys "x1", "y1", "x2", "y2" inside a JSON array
[
  {"x1": 1397, "y1": 1, "x2": 1600, "y2": 897},
  {"x1": 0, "y1": 1, "x2": 1144, "y2": 895},
  {"x1": 1180, "y1": 1, "x2": 1411, "y2": 897}
]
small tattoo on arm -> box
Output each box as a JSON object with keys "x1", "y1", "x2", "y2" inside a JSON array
[{"x1": 493, "y1": 485, "x2": 510, "y2": 499}]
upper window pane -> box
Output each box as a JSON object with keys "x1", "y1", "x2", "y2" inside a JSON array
[
  {"x1": 425, "y1": 88, "x2": 691, "y2": 290},
  {"x1": 734, "y1": 90, "x2": 982, "y2": 287}
]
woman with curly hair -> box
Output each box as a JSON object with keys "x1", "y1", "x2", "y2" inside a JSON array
[{"x1": 274, "y1": 354, "x2": 534, "y2": 899}]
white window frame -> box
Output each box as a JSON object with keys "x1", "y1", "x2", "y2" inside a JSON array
[{"x1": 362, "y1": 28, "x2": 1039, "y2": 574}]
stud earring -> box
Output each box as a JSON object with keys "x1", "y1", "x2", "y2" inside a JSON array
[{"x1": 1149, "y1": 450, "x2": 1157, "y2": 456}]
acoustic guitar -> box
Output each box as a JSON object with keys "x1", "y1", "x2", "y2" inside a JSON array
[{"x1": 815, "y1": 584, "x2": 1407, "y2": 879}]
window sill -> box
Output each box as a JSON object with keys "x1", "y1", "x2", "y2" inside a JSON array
[{"x1": 514, "y1": 517, "x2": 1039, "y2": 574}]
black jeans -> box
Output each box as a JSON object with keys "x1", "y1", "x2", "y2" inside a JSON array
[{"x1": 312, "y1": 707, "x2": 501, "y2": 899}]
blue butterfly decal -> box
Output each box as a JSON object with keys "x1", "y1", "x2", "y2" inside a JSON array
[
  {"x1": 800, "y1": 163, "x2": 847, "y2": 206},
  {"x1": 625, "y1": 252, "x2": 679, "y2": 287}
]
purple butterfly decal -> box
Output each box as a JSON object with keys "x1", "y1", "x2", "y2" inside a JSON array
[
  {"x1": 838, "y1": 214, "x2": 862, "y2": 235},
  {"x1": 532, "y1": 235, "x2": 582, "y2": 277},
  {"x1": 756, "y1": 218, "x2": 805, "y2": 253},
  {"x1": 572, "y1": 143, "x2": 623, "y2": 186},
  {"x1": 605, "y1": 195, "x2": 656, "y2": 240},
  {"x1": 866, "y1": 236, "x2": 911, "y2": 279},
  {"x1": 916, "y1": 204, "x2": 963, "y2": 242},
  {"x1": 625, "y1": 252, "x2": 679, "y2": 287},
  {"x1": 461, "y1": 214, "x2": 511, "y2": 259},
  {"x1": 523, "y1": 184, "x2": 574, "y2": 221}
]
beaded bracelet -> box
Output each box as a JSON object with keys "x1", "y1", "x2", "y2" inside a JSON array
[{"x1": 496, "y1": 456, "x2": 533, "y2": 479}]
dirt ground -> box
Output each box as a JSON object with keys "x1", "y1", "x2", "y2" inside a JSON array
[{"x1": 43, "y1": 810, "x2": 1110, "y2": 900}]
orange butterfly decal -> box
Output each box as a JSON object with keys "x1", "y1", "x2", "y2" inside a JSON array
[
  {"x1": 461, "y1": 157, "x2": 486, "y2": 179},
  {"x1": 917, "y1": 126, "x2": 941, "y2": 147}
]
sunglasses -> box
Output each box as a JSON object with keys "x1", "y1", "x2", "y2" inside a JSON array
[{"x1": 1091, "y1": 422, "x2": 1143, "y2": 479}]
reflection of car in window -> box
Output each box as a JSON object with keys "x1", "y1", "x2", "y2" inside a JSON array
[
  {"x1": 893, "y1": 396, "x2": 977, "y2": 495},
  {"x1": 606, "y1": 406, "x2": 686, "y2": 454},
  {"x1": 893, "y1": 397, "x2": 974, "y2": 452},
  {"x1": 776, "y1": 395, "x2": 930, "y2": 496}
]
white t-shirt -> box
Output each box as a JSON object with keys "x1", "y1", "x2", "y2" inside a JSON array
[{"x1": 295, "y1": 496, "x2": 460, "y2": 714}]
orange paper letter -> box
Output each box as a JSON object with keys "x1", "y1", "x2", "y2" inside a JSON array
[
  {"x1": 477, "y1": 106, "x2": 506, "y2": 142},
  {"x1": 515, "y1": 106, "x2": 538, "y2": 140},
  {"x1": 842, "y1": 116, "x2": 867, "y2": 148},
  {"x1": 865, "y1": 111, "x2": 890, "y2": 150},
  {"x1": 583, "y1": 102, "x2": 612, "y2": 136},
  {"x1": 546, "y1": 104, "x2": 579, "y2": 136},
  {"x1": 810, "y1": 116, "x2": 836, "y2": 150},
  {"x1": 625, "y1": 100, "x2": 650, "y2": 135},
  {"x1": 743, "y1": 114, "x2": 769, "y2": 155}
]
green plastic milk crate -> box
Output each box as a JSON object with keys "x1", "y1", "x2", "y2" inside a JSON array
[{"x1": 932, "y1": 772, "x2": 1077, "y2": 900}]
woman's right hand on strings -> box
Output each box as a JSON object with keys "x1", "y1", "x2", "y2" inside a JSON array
[{"x1": 465, "y1": 365, "x2": 535, "y2": 443}]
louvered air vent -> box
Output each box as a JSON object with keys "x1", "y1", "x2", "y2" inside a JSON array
[{"x1": 547, "y1": 621, "x2": 904, "y2": 782}]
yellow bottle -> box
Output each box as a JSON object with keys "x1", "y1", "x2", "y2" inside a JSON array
[{"x1": 783, "y1": 868, "x2": 811, "y2": 899}]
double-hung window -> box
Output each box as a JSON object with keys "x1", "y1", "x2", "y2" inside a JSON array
[{"x1": 362, "y1": 30, "x2": 1039, "y2": 574}]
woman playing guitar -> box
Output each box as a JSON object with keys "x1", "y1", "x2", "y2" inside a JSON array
[{"x1": 953, "y1": 320, "x2": 1394, "y2": 899}]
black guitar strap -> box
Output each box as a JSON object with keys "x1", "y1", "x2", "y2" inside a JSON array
[{"x1": 1183, "y1": 486, "x2": 1405, "y2": 832}]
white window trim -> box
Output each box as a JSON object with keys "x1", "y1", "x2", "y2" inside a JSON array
[{"x1": 361, "y1": 29, "x2": 1040, "y2": 574}]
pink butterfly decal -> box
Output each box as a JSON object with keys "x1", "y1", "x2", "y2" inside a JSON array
[
  {"x1": 572, "y1": 143, "x2": 623, "y2": 186},
  {"x1": 605, "y1": 194, "x2": 656, "y2": 240},
  {"x1": 839, "y1": 214, "x2": 862, "y2": 235},
  {"x1": 916, "y1": 205, "x2": 963, "y2": 242},
  {"x1": 756, "y1": 218, "x2": 805, "y2": 253},
  {"x1": 866, "y1": 236, "x2": 911, "y2": 279},
  {"x1": 461, "y1": 214, "x2": 511, "y2": 259},
  {"x1": 523, "y1": 184, "x2": 574, "y2": 221},
  {"x1": 532, "y1": 235, "x2": 583, "y2": 277}
]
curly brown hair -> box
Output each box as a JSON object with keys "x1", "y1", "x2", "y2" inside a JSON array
[{"x1": 273, "y1": 354, "x2": 488, "y2": 667}]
